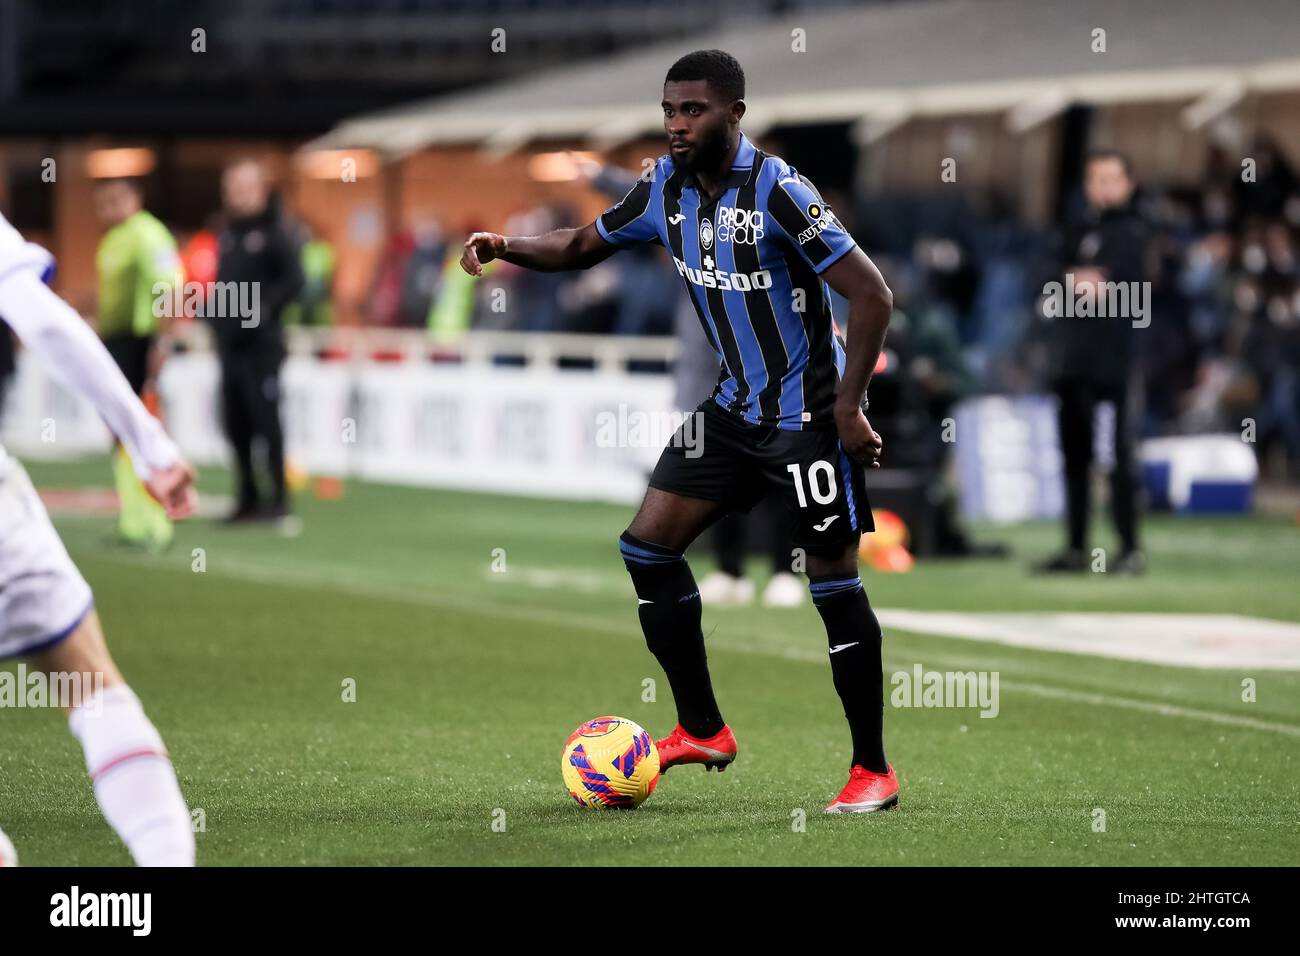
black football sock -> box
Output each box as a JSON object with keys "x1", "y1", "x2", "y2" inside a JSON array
[
  {"x1": 809, "y1": 575, "x2": 888, "y2": 773},
  {"x1": 620, "y1": 531, "x2": 724, "y2": 739}
]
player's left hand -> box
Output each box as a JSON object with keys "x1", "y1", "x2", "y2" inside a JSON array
[
  {"x1": 145, "y1": 460, "x2": 199, "y2": 519},
  {"x1": 834, "y1": 406, "x2": 883, "y2": 469},
  {"x1": 460, "y1": 232, "x2": 507, "y2": 277}
]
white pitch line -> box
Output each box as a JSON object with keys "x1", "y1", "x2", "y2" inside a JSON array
[
  {"x1": 876, "y1": 609, "x2": 1300, "y2": 671},
  {"x1": 94, "y1": 553, "x2": 1300, "y2": 740},
  {"x1": 752, "y1": 644, "x2": 1300, "y2": 737},
  {"x1": 1000, "y1": 680, "x2": 1300, "y2": 738}
]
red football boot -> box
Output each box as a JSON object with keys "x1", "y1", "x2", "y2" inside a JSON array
[
  {"x1": 655, "y1": 723, "x2": 738, "y2": 774},
  {"x1": 824, "y1": 764, "x2": 899, "y2": 813}
]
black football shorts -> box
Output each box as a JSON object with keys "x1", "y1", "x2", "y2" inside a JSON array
[
  {"x1": 103, "y1": 334, "x2": 154, "y2": 396},
  {"x1": 649, "y1": 398, "x2": 873, "y2": 555}
]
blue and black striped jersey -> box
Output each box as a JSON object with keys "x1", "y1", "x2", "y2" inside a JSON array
[{"x1": 596, "y1": 131, "x2": 857, "y2": 430}]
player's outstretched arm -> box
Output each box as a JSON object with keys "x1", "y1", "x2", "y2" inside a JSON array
[
  {"x1": 0, "y1": 270, "x2": 197, "y2": 518},
  {"x1": 822, "y1": 247, "x2": 893, "y2": 469},
  {"x1": 460, "y1": 222, "x2": 616, "y2": 276}
]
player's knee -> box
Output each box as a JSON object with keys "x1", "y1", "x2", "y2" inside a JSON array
[
  {"x1": 619, "y1": 529, "x2": 681, "y2": 572},
  {"x1": 28, "y1": 610, "x2": 124, "y2": 691},
  {"x1": 807, "y1": 575, "x2": 882, "y2": 641},
  {"x1": 619, "y1": 531, "x2": 693, "y2": 594},
  {"x1": 808, "y1": 574, "x2": 864, "y2": 606},
  {"x1": 623, "y1": 507, "x2": 673, "y2": 549},
  {"x1": 804, "y1": 539, "x2": 860, "y2": 579}
]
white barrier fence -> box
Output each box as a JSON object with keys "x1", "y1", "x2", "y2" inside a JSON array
[
  {"x1": 2, "y1": 343, "x2": 675, "y2": 504},
  {"x1": 0, "y1": 328, "x2": 1257, "y2": 513}
]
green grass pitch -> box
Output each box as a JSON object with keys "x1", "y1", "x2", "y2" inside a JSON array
[{"x1": 2, "y1": 457, "x2": 1298, "y2": 865}]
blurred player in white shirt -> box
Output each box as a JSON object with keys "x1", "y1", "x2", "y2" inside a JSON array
[{"x1": 0, "y1": 212, "x2": 196, "y2": 866}]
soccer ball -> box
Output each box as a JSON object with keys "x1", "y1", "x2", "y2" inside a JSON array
[
  {"x1": 562, "y1": 716, "x2": 660, "y2": 808},
  {"x1": 0, "y1": 828, "x2": 17, "y2": 867}
]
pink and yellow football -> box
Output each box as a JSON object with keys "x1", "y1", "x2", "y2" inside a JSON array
[{"x1": 562, "y1": 716, "x2": 660, "y2": 809}]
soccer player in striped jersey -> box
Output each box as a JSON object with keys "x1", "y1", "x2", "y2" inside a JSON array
[{"x1": 461, "y1": 50, "x2": 898, "y2": 812}]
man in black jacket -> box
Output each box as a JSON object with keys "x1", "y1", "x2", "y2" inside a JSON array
[
  {"x1": 1038, "y1": 150, "x2": 1151, "y2": 575},
  {"x1": 211, "y1": 158, "x2": 303, "y2": 522}
]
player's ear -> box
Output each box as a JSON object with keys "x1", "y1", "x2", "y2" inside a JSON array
[{"x1": 731, "y1": 99, "x2": 747, "y2": 123}]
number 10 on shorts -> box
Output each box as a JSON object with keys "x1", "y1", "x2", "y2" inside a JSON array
[{"x1": 787, "y1": 461, "x2": 837, "y2": 508}]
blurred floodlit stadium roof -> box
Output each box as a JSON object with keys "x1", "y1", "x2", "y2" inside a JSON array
[{"x1": 308, "y1": 0, "x2": 1300, "y2": 156}]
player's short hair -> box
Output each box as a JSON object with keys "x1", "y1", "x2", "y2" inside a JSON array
[
  {"x1": 1085, "y1": 148, "x2": 1134, "y2": 178},
  {"x1": 665, "y1": 49, "x2": 745, "y2": 103}
]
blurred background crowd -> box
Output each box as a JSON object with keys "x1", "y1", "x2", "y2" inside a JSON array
[
  {"x1": 313, "y1": 130, "x2": 1300, "y2": 481},
  {"x1": 2, "y1": 0, "x2": 1299, "y2": 488}
]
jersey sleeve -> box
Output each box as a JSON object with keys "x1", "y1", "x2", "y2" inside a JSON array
[
  {"x1": 765, "y1": 172, "x2": 857, "y2": 274},
  {"x1": 0, "y1": 213, "x2": 55, "y2": 286},
  {"x1": 594, "y1": 176, "x2": 659, "y2": 248},
  {"x1": 0, "y1": 249, "x2": 180, "y2": 479}
]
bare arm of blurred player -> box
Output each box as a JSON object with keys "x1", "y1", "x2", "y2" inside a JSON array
[
  {"x1": 460, "y1": 222, "x2": 618, "y2": 275},
  {"x1": 821, "y1": 247, "x2": 893, "y2": 469},
  {"x1": 0, "y1": 269, "x2": 197, "y2": 518}
]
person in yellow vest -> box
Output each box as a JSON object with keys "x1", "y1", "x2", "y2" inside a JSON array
[
  {"x1": 282, "y1": 225, "x2": 336, "y2": 329},
  {"x1": 93, "y1": 178, "x2": 181, "y2": 550},
  {"x1": 428, "y1": 242, "x2": 493, "y2": 340}
]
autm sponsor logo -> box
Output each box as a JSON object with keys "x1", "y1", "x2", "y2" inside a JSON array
[
  {"x1": 673, "y1": 255, "x2": 772, "y2": 292},
  {"x1": 797, "y1": 201, "x2": 840, "y2": 246}
]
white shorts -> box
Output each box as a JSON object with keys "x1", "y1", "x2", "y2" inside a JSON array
[{"x1": 0, "y1": 449, "x2": 93, "y2": 659}]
